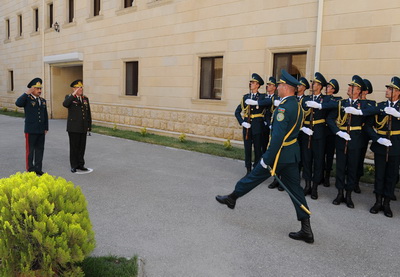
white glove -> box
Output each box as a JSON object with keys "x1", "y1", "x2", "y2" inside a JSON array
[
  {"x1": 260, "y1": 158, "x2": 268, "y2": 169},
  {"x1": 264, "y1": 121, "x2": 268, "y2": 126},
  {"x1": 245, "y1": 99, "x2": 258, "y2": 106},
  {"x1": 300, "y1": 127, "x2": 314, "y2": 136},
  {"x1": 377, "y1": 138, "x2": 392, "y2": 147},
  {"x1": 345, "y1": 107, "x2": 363, "y2": 115},
  {"x1": 241, "y1": 122, "x2": 251, "y2": 129},
  {"x1": 274, "y1": 100, "x2": 281, "y2": 107},
  {"x1": 305, "y1": 101, "x2": 322, "y2": 109},
  {"x1": 384, "y1": 107, "x2": 400, "y2": 118},
  {"x1": 336, "y1": 131, "x2": 351, "y2": 141}
]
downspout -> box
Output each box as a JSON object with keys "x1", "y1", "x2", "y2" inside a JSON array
[{"x1": 314, "y1": 0, "x2": 324, "y2": 72}]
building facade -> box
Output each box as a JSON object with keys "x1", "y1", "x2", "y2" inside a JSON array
[{"x1": 1, "y1": 0, "x2": 400, "y2": 144}]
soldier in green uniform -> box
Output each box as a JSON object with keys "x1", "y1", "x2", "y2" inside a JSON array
[
  {"x1": 354, "y1": 79, "x2": 375, "y2": 193},
  {"x1": 63, "y1": 80, "x2": 92, "y2": 173},
  {"x1": 235, "y1": 74, "x2": 268, "y2": 175},
  {"x1": 301, "y1": 72, "x2": 328, "y2": 200},
  {"x1": 216, "y1": 70, "x2": 314, "y2": 243},
  {"x1": 296, "y1": 77, "x2": 310, "y2": 176},
  {"x1": 15, "y1": 78, "x2": 49, "y2": 175},
  {"x1": 323, "y1": 79, "x2": 342, "y2": 187},
  {"x1": 363, "y1": 77, "x2": 400, "y2": 217}
]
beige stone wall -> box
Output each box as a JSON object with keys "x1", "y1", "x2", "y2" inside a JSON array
[{"x1": 1, "y1": 0, "x2": 400, "y2": 142}]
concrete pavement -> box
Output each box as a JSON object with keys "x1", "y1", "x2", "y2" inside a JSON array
[{"x1": 1, "y1": 114, "x2": 399, "y2": 277}]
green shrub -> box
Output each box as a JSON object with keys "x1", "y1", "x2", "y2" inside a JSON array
[
  {"x1": 140, "y1": 127, "x2": 147, "y2": 136},
  {"x1": 223, "y1": 139, "x2": 233, "y2": 150},
  {"x1": 0, "y1": 172, "x2": 96, "y2": 276},
  {"x1": 178, "y1": 133, "x2": 186, "y2": 143}
]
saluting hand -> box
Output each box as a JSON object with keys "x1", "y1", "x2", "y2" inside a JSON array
[{"x1": 26, "y1": 87, "x2": 34, "y2": 95}]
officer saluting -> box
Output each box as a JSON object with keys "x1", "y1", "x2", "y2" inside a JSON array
[
  {"x1": 15, "y1": 78, "x2": 49, "y2": 175},
  {"x1": 235, "y1": 73, "x2": 268, "y2": 175},
  {"x1": 217, "y1": 70, "x2": 314, "y2": 243},
  {"x1": 63, "y1": 80, "x2": 92, "y2": 173}
]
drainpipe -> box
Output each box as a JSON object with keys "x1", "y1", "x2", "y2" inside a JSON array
[{"x1": 314, "y1": 0, "x2": 324, "y2": 72}]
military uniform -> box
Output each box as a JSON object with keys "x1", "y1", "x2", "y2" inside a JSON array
[
  {"x1": 296, "y1": 77, "x2": 310, "y2": 175},
  {"x1": 300, "y1": 72, "x2": 328, "y2": 199},
  {"x1": 235, "y1": 74, "x2": 268, "y2": 174},
  {"x1": 15, "y1": 78, "x2": 48, "y2": 175},
  {"x1": 326, "y1": 75, "x2": 370, "y2": 208},
  {"x1": 364, "y1": 76, "x2": 400, "y2": 217},
  {"x1": 323, "y1": 79, "x2": 342, "y2": 187},
  {"x1": 63, "y1": 80, "x2": 92, "y2": 172},
  {"x1": 261, "y1": 77, "x2": 278, "y2": 153},
  {"x1": 216, "y1": 70, "x2": 314, "y2": 244}
]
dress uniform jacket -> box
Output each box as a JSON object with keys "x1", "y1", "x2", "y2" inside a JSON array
[
  {"x1": 15, "y1": 93, "x2": 48, "y2": 134},
  {"x1": 63, "y1": 94, "x2": 92, "y2": 133}
]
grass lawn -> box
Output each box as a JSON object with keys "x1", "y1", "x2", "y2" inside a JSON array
[{"x1": 81, "y1": 256, "x2": 138, "y2": 277}]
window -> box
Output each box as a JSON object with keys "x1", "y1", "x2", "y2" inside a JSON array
[
  {"x1": 17, "y1": 14, "x2": 22, "y2": 36},
  {"x1": 48, "y1": 3, "x2": 54, "y2": 28},
  {"x1": 126, "y1": 61, "x2": 139, "y2": 96},
  {"x1": 200, "y1": 57, "x2": 223, "y2": 100},
  {"x1": 5, "y1": 19, "x2": 10, "y2": 40},
  {"x1": 9, "y1": 70, "x2": 14, "y2": 91},
  {"x1": 124, "y1": 0, "x2": 134, "y2": 8},
  {"x1": 34, "y1": 8, "x2": 39, "y2": 32},
  {"x1": 94, "y1": 0, "x2": 101, "y2": 16},
  {"x1": 273, "y1": 52, "x2": 307, "y2": 81},
  {"x1": 68, "y1": 0, "x2": 74, "y2": 23}
]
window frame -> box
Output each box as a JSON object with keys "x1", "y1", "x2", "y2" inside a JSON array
[
  {"x1": 48, "y1": 2, "x2": 54, "y2": 29},
  {"x1": 33, "y1": 8, "x2": 39, "y2": 32},
  {"x1": 199, "y1": 56, "x2": 223, "y2": 100},
  {"x1": 68, "y1": 0, "x2": 74, "y2": 23},
  {"x1": 5, "y1": 18, "x2": 11, "y2": 41},
  {"x1": 17, "y1": 14, "x2": 23, "y2": 37},
  {"x1": 125, "y1": 61, "x2": 139, "y2": 96},
  {"x1": 272, "y1": 52, "x2": 307, "y2": 81},
  {"x1": 93, "y1": 0, "x2": 101, "y2": 17},
  {"x1": 8, "y1": 70, "x2": 14, "y2": 92}
]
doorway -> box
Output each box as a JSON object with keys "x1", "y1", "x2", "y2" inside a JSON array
[{"x1": 50, "y1": 64, "x2": 83, "y2": 119}]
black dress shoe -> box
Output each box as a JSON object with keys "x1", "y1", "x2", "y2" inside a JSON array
[
  {"x1": 268, "y1": 179, "x2": 279, "y2": 189},
  {"x1": 215, "y1": 195, "x2": 236, "y2": 209},
  {"x1": 383, "y1": 198, "x2": 393, "y2": 218},
  {"x1": 278, "y1": 186, "x2": 284, "y2": 191},
  {"x1": 71, "y1": 168, "x2": 77, "y2": 173},
  {"x1": 78, "y1": 166, "x2": 88, "y2": 171},
  {"x1": 311, "y1": 182, "x2": 318, "y2": 200},
  {"x1": 289, "y1": 218, "x2": 314, "y2": 244},
  {"x1": 354, "y1": 184, "x2": 361, "y2": 194},
  {"x1": 35, "y1": 170, "x2": 45, "y2": 176},
  {"x1": 332, "y1": 189, "x2": 344, "y2": 205},
  {"x1": 345, "y1": 191, "x2": 354, "y2": 208}
]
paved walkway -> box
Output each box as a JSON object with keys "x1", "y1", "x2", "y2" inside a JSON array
[{"x1": 1, "y1": 115, "x2": 399, "y2": 277}]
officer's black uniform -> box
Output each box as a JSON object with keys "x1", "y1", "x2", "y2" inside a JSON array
[
  {"x1": 63, "y1": 80, "x2": 92, "y2": 172},
  {"x1": 15, "y1": 78, "x2": 48, "y2": 175},
  {"x1": 326, "y1": 75, "x2": 369, "y2": 208},
  {"x1": 300, "y1": 72, "x2": 328, "y2": 199},
  {"x1": 235, "y1": 74, "x2": 268, "y2": 174}
]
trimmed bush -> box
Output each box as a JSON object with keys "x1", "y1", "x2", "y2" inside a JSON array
[{"x1": 0, "y1": 172, "x2": 96, "y2": 276}]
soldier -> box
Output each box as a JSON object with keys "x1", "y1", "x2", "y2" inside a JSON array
[
  {"x1": 301, "y1": 72, "x2": 328, "y2": 200},
  {"x1": 15, "y1": 78, "x2": 48, "y2": 176},
  {"x1": 363, "y1": 77, "x2": 400, "y2": 217},
  {"x1": 323, "y1": 75, "x2": 370, "y2": 208},
  {"x1": 323, "y1": 79, "x2": 342, "y2": 187},
  {"x1": 296, "y1": 77, "x2": 310, "y2": 175},
  {"x1": 354, "y1": 79, "x2": 375, "y2": 193},
  {"x1": 235, "y1": 74, "x2": 267, "y2": 176},
  {"x1": 216, "y1": 70, "x2": 314, "y2": 244},
  {"x1": 63, "y1": 80, "x2": 92, "y2": 173}
]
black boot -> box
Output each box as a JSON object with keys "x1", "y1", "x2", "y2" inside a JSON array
[
  {"x1": 289, "y1": 218, "x2": 314, "y2": 244},
  {"x1": 245, "y1": 167, "x2": 251, "y2": 176},
  {"x1": 268, "y1": 179, "x2": 279, "y2": 189},
  {"x1": 354, "y1": 183, "x2": 361, "y2": 194},
  {"x1": 345, "y1": 190, "x2": 354, "y2": 208},
  {"x1": 323, "y1": 171, "x2": 331, "y2": 187},
  {"x1": 215, "y1": 193, "x2": 238, "y2": 209},
  {"x1": 311, "y1": 182, "x2": 318, "y2": 200},
  {"x1": 332, "y1": 189, "x2": 344, "y2": 205},
  {"x1": 303, "y1": 180, "x2": 311, "y2": 195},
  {"x1": 383, "y1": 197, "x2": 393, "y2": 218},
  {"x1": 369, "y1": 194, "x2": 382, "y2": 214}
]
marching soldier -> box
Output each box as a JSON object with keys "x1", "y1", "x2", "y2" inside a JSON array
[
  {"x1": 354, "y1": 79, "x2": 375, "y2": 193},
  {"x1": 216, "y1": 70, "x2": 314, "y2": 243},
  {"x1": 363, "y1": 76, "x2": 400, "y2": 217},
  {"x1": 235, "y1": 74, "x2": 267, "y2": 175},
  {"x1": 63, "y1": 80, "x2": 92, "y2": 173},
  {"x1": 323, "y1": 79, "x2": 342, "y2": 187},
  {"x1": 15, "y1": 78, "x2": 48, "y2": 175},
  {"x1": 301, "y1": 72, "x2": 328, "y2": 200}
]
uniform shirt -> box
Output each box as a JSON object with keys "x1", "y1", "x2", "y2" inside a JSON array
[
  {"x1": 63, "y1": 94, "x2": 92, "y2": 133},
  {"x1": 15, "y1": 93, "x2": 49, "y2": 134},
  {"x1": 235, "y1": 92, "x2": 269, "y2": 135},
  {"x1": 301, "y1": 94, "x2": 329, "y2": 140}
]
